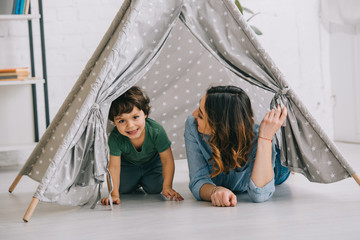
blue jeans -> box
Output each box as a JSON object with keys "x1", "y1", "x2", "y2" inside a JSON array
[
  {"x1": 274, "y1": 147, "x2": 291, "y2": 185},
  {"x1": 119, "y1": 156, "x2": 163, "y2": 194}
]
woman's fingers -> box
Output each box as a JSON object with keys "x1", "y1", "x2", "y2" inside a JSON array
[
  {"x1": 260, "y1": 105, "x2": 287, "y2": 139},
  {"x1": 280, "y1": 106, "x2": 287, "y2": 122},
  {"x1": 211, "y1": 193, "x2": 220, "y2": 206},
  {"x1": 273, "y1": 105, "x2": 282, "y2": 119},
  {"x1": 268, "y1": 108, "x2": 276, "y2": 119},
  {"x1": 267, "y1": 105, "x2": 281, "y2": 120},
  {"x1": 274, "y1": 105, "x2": 287, "y2": 126},
  {"x1": 266, "y1": 105, "x2": 286, "y2": 123},
  {"x1": 230, "y1": 194, "x2": 237, "y2": 207},
  {"x1": 211, "y1": 189, "x2": 236, "y2": 207},
  {"x1": 222, "y1": 194, "x2": 231, "y2": 207}
]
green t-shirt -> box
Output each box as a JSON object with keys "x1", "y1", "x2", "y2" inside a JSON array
[{"x1": 108, "y1": 118, "x2": 171, "y2": 165}]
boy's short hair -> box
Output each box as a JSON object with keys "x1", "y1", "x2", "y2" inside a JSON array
[{"x1": 108, "y1": 86, "x2": 151, "y2": 121}]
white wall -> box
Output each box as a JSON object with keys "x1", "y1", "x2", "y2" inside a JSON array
[
  {"x1": 0, "y1": 0, "x2": 334, "y2": 164},
  {"x1": 320, "y1": 0, "x2": 360, "y2": 143},
  {"x1": 43, "y1": 0, "x2": 124, "y2": 120},
  {"x1": 241, "y1": 0, "x2": 333, "y2": 137}
]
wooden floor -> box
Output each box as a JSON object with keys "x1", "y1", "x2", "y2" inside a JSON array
[{"x1": 1, "y1": 142, "x2": 360, "y2": 240}]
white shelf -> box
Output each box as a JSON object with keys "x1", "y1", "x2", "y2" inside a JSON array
[
  {"x1": 0, "y1": 14, "x2": 41, "y2": 21},
  {"x1": 0, "y1": 78, "x2": 44, "y2": 86},
  {"x1": 0, "y1": 2, "x2": 49, "y2": 164}
]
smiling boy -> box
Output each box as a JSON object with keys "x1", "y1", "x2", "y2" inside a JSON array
[{"x1": 101, "y1": 86, "x2": 183, "y2": 205}]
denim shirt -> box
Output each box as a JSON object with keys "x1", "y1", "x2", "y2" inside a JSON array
[{"x1": 184, "y1": 115, "x2": 278, "y2": 203}]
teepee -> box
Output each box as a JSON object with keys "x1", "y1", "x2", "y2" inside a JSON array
[{"x1": 9, "y1": 0, "x2": 360, "y2": 222}]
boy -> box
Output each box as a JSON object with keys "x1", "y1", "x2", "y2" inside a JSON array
[{"x1": 101, "y1": 86, "x2": 183, "y2": 205}]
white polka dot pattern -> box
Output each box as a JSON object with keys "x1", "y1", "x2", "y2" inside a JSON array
[{"x1": 138, "y1": 20, "x2": 273, "y2": 159}]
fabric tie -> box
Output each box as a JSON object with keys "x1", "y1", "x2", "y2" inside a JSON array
[
  {"x1": 277, "y1": 87, "x2": 289, "y2": 96},
  {"x1": 91, "y1": 103, "x2": 100, "y2": 110},
  {"x1": 271, "y1": 87, "x2": 290, "y2": 109}
]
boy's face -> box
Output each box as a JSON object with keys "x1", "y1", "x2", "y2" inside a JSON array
[{"x1": 113, "y1": 106, "x2": 147, "y2": 141}]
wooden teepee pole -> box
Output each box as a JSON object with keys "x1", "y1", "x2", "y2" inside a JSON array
[
  {"x1": 352, "y1": 173, "x2": 360, "y2": 186},
  {"x1": 23, "y1": 197, "x2": 39, "y2": 222},
  {"x1": 8, "y1": 174, "x2": 23, "y2": 193}
]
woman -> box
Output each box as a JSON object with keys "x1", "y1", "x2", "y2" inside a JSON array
[{"x1": 184, "y1": 85, "x2": 290, "y2": 207}]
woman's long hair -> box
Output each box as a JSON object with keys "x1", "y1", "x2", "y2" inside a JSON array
[{"x1": 205, "y1": 86, "x2": 255, "y2": 177}]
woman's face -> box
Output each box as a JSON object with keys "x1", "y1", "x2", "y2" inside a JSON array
[{"x1": 192, "y1": 95, "x2": 211, "y2": 135}]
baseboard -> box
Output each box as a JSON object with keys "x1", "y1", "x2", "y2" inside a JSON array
[{"x1": 0, "y1": 145, "x2": 35, "y2": 167}]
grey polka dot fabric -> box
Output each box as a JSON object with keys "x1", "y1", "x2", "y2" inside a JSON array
[
  {"x1": 137, "y1": 20, "x2": 275, "y2": 160},
  {"x1": 19, "y1": 0, "x2": 355, "y2": 207}
]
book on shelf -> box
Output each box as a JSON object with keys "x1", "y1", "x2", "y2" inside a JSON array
[
  {"x1": 24, "y1": 0, "x2": 30, "y2": 14},
  {"x1": 0, "y1": 67, "x2": 30, "y2": 81},
  {"x1": 0, "y1": 67, "x2": 29, "y2": 73},
  {"x1": 0, "y1": 0, "x2": 14, "y2": 14},
  {"x1": 0, "y1": 0, "x2": 31, "y2": 15},
  {"x1": 3, "y1": 0, "x2": 31, "y2": 15}
]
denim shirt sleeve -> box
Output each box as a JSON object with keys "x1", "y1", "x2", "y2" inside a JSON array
[
  {"x1": 246, "y1": 128, "x2": 277, "y2": 203},
  {"x1": 247, "y1": 178, "x2": 275, "y2": 203},
  {"x1": 184, "y1": 116, "x2": 215, "y2": 200}
]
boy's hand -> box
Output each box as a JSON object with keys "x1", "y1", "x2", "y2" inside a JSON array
[
  {"x1": 162, "y1": 187, "x2": 184, "y2": 201},
  {"x1": 101, "y1": 195, "x2": 120, "y2": 205}
]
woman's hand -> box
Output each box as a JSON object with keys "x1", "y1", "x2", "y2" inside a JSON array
[
  {"x1": 162, "y1": 187, "x2": 184, "y2": 201},
  {"x1": 101, "y1": 195, "x2": 120, "y2": 206},
  {"x1": 210, "y1": 186, "x2": 237, "y2": 207},
  {"x1": 259, "y1": 105, "x2": 287, "y2": 139}
]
